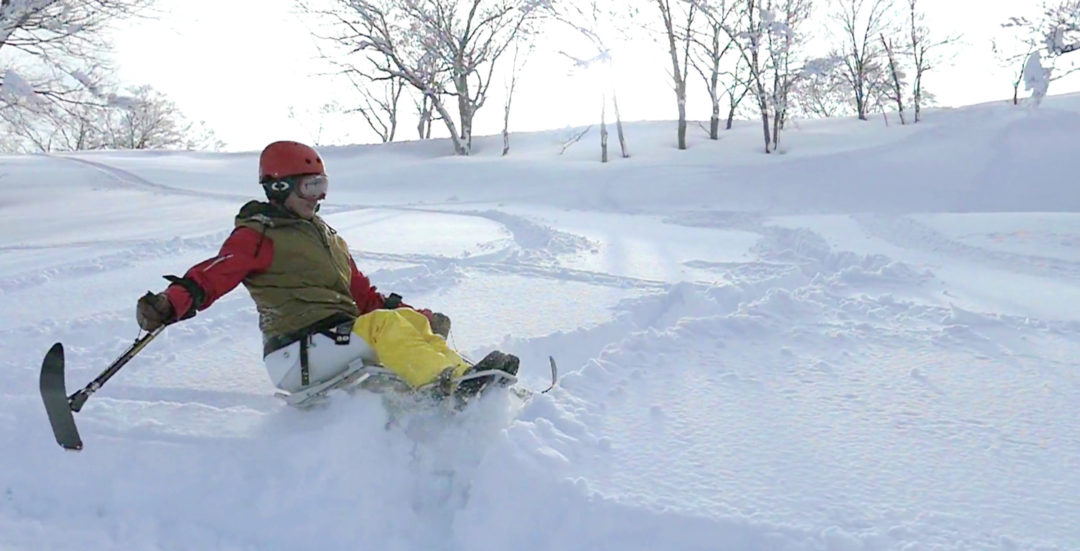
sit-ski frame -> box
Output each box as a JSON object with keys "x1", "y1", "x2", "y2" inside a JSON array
[{"x1": 277, "y1": 356, "x2": 558, "y2": 409}]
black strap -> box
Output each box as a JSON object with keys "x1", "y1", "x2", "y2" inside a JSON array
[
  {"x1": 163, "y1": 275, "x2": 206, "y2": 320},
  {"x1": 263, "y1": 312, "x2": 356, "y2": 356},
  {"x1": 299, "y1": 336, "x2": 310, "y2": 387}
]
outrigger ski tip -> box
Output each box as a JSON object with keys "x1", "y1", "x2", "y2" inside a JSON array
[
  {"x1": 39, "y1": 343, "x2": 83, "y2": 451},
  {"x1": 39, "y1": 326, "x2": 163, "y2": 451},
  {"x1": 544, "y1": 355, "x2": 558, "y2": 393}
]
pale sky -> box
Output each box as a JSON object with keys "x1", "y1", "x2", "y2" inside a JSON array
[{"x1": 110, "y1": 0, "x2": 1073, "y2": 152}]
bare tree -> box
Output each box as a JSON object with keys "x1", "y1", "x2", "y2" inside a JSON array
[
  {"x1": 552, "y1": 0, "x2": 631, "y2": 160},
  {"x1": 600, "y1": 91, "x2": 609, "y2": 162},
  {"x1": 730, "y1": 0, "x2": 773, "y2": 152},
  {"x1": 0, "y1": 93, "x2": 107, "y2": 152},
  {"x1": 656, "y1": 0, "x2": 696, "y2": 149},
  {"x1": 719, "y1": 0, "x2": 812, "y2": 153},
  {"x1": 303, "y1": 0, "x2": 542, "y2": 155},
  {"x1": 905, "y1": 0, "x2": 955, "y2": 122},
  {"x1": 791, "y1": 54, "x2": 850, "y2": 117},
  {"x1": 686, "y1": 0, "x2": 744, "y2": 139},
  {"x1": 502, "y1": 38, "x2": 532, "y2": 155},
  {"x1": 106, "y1": 86, "x2": 185, "y2": 150},
  {"x1": 330, "y1": 54, "x2": 406, "y2": 143},
  {"x1": 879, "y1": 33, "x2": 906, "y2": 124},
  {"x1": 764, "y1": 0, "x2": 814, "y2": 150},
  {"x1": 105, "y1": 86, "x2": 224, "y2": 150},
  {"x1": 416, "y1": 96, "x2": 433, "y2": 139},
  {"x1": 992, "y1": 37, "x2": 1033, "y2": 106},
  {"x1": 721, "y1": 62, "x2": 752, "y2": 129},
  {"x1": 410, "y1": 52, "x2": 447, "y2": 139},
  {"x1": 3, "y1": 83, "x2": 223, "y2": 152},
  {"x1": 829, "y1": 0, "x2": 895, "y2": 120},
  {"x1": 412, "y1": 0, "x2": 542, "y2": 153}
]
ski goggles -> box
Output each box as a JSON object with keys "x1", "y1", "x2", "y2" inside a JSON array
[{"x1": 292, "y1": 173, "x2": 329, "y2": 200}]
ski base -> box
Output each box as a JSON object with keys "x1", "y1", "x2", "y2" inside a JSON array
[{"x1": 39, "y1": 343, "x2": 83, "y2": 451}]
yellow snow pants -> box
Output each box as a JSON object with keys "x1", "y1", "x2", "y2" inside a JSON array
[{"x1": 351, "y1": 308, "x2": 470, "y2": 388}]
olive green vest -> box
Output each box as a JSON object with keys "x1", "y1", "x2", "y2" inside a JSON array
[{"x1": 235, "y1": 201, "x2": 359, "y2": 344}]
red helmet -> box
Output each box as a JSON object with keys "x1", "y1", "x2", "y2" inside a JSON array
[{"x1": 258, "y1": 141, "x2": 325, "y2": 183}]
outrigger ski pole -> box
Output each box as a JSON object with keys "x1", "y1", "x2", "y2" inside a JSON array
[{"x1": 40, "y1": 324, "x2": 165, "y2": 451}]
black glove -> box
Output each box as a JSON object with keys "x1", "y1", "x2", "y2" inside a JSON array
[
  {"x1": 136, "y1": 291, "x2": 174, "y2": 331},
  {"x1": 383, "y1": 292, "x2": 403, "y2": 309},
  {"x1": 430, "y1": 312, "x2": 451, "y2": 338}
]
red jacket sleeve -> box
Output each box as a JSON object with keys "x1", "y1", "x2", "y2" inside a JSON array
[
  {"x1": 348, "y1": 257, "x2": 433, "y2": 322},
  {"x1": 165, "y1": 227, "x2": 274, "y2": 320},
  {"x1": 349, "y1": 256, "x2": 385, "y2": 315}
]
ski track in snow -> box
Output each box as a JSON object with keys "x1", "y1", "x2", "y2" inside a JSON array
[
  {"x1": 0, "y1": 232, "x2": 233, "y2": 294},
  {"x1": 855, "y1": 213, "x2": 1080, "y2": 280},
  {"x1": 49, "y1": 154, "x2": 249, "y2": 202},
  {"x1": 5, "y1": 107, "x2": 1080, "y2": 550}
]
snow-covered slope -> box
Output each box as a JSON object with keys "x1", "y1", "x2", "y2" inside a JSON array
[{"x1": 2, "y1": 97, "x2": 1079, "y2": 550}]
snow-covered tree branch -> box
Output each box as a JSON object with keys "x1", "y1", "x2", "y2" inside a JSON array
[
  {"x1": 0, "y1": 0, "x2": 152, "y2": 149},
  {"x1": 1001, "y1": 1, "x2": 1080, "y2": 106},
  {"x1": 718, "y1": 0, "x2": 813, "y2": 153},
  {"x1": 304, "y1": 0, "x2": 546, "y2": 155}
]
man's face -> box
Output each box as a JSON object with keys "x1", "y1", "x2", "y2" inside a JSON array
[
  {"x1": 282, "y1": 173, "x2": 328, "y2": 219},
  {"x1": 283, "y1": 191, "x2": 319, "y2": 219}
]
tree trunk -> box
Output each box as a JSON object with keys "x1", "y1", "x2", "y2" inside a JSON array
[
  {"x1": 881, "y1": 35, "x2": 906, "y2": 125},
  {"x1": 708, "y1": 25, "x2": 721, "y2": 140},
  {"x1": 760, "y1": 109, "x2": 771, "y2": 153},
  {"x1": 613, "y1": 91, "x2": 629, "y2": 158},
  {"x1": 913, "y1": 74, "x2": 922, "y2": 123},
  {"x1": 726, "y1": 104, "x2": 737, "y2": 130},
  {"x1": 772, "y1": 109, "x2": 783, "y2": 152},
  {"x1": 454, "y1": 72, "x2": 473, "y2": 155},
  {"x1": 658, "y1": 0, "x2": 688, "y2": 150},
  {"x1": 502, "y1": 72, "x2": 513, "y2": 156},
  {"x1": 601, "y1": 94, "x2": 609, "y2": 163},
  {"x1": 751, "y1": 46, "x2": 771, "y2": 153},
  {"x1": 430, "y1": 93, "x2": 467, "y2": 156},
  {"x1": 710, "y1": 102, "x2": 720, "y2": 139},
  {"x1": 417, "y1": 96, "x2": 433, "y2": 140},
  {"x1": 677, "y1": 95, "x2": 687, "y2": 150}
]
